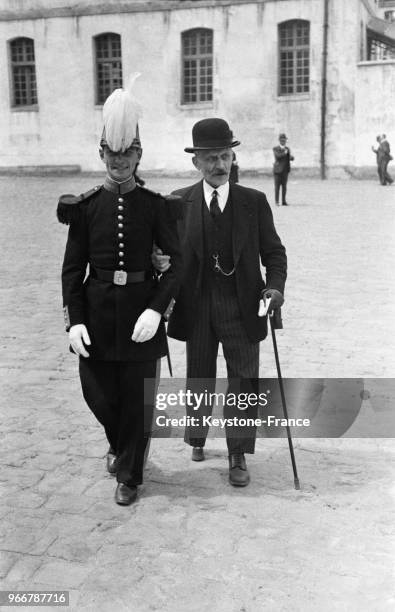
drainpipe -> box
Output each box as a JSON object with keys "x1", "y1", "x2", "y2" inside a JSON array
[{"x1": 320, "y1": 0, "x2": 329, "y2": 179}]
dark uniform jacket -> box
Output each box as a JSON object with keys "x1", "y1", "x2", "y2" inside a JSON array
[
  {"x1": 167, "y1": 180, "x2": 287, "y2": 343},
  {"x1": 58, "y1": 177, "x2": 181, "y2": 361},
  {"x1": 273, "y1": 146, "x2": 293, "y2": 174},
  {"x1": 379, "y1": 139, "x2": 392, "y2": 161}
]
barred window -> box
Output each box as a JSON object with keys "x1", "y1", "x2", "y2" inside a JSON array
[
  {"x1": 95, "y1": 33, "x2": 123, "y2": 105},
  {"x1": 10, "y1": 37, "x2": 38, "y2": 107},
  {"x1": 182, "y1": 28, "x2": 213, "y2": 104},
  {"x1": 368, "y1": 34, "x2": 395, "y2": 59},
  {"x1": 378, "y1": 0, "x2": 395, "y2": 7},
  {"x1": 278, "y1": 20, "x2": 310, "y2": 95}
]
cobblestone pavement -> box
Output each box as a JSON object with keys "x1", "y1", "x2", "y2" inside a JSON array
[{"x1": 0, "y1": 175, "x2": 394, "y2": 611}]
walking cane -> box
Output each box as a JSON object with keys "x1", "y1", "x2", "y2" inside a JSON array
[
  {"x1": 163, "y1": 298, "x2": 175, "y2": 377},
  {"x1": 269, "y1": 308, "x2": 300, "y2": 490},
  {"x1": 166, "y1": 344, "x2": 173, "y2": 377}
]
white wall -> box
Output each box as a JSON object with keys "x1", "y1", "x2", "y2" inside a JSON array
[
  {"x1": 355, "y1": 60, "x2": 395, "y2": 165},
  {"x1": 0, "y1": 0, "x2": 394, "y2": 173}
]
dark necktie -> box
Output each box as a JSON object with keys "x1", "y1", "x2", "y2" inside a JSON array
[{"x1": 209, "y1": 190, "x2": 221, "y2": 220}]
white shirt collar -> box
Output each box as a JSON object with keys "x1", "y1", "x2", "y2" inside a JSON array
[{"x1": 203, "y1": 180, "x2": 230, "y2": 212}]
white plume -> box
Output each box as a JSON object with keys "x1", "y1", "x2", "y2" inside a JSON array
[{"x1": 102, "y1": 72, "x2": 141, "y2": 152}]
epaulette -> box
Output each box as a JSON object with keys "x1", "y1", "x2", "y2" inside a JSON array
[
  {"x1": 56, "y1": 185, "x2": 102, "y2": 225},
  {"x1": 137, "y1": 184, "x2": 183, "y2": 203},
  {"x1": 137, "y1": 185, "x2": 163, "y2": 199},
  {"x1": 165, "y1": 194, "x2": 184, "y2": 220},
  {"x1": 137, "y1": 185, "x2": 184, "y2": 220}
]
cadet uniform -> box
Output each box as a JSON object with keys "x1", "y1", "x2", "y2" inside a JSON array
[{"x1": 58, "y1": 175, "x2": 180, "y2": 488}]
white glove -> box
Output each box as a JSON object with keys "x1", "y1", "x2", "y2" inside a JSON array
[
  {"x1": 69, "y1": 324, "x2": 91, "y2": 357},
  {"x1": 132, "y1": 309, "x2": 161, "y2": 343}
]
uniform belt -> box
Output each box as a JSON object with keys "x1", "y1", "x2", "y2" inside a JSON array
[{"x1": 91, "y1": 267, "x2": 153, "y2": 286}]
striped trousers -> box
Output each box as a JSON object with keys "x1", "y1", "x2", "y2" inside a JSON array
[{"x1": 185, "y1": 279, "x2": 259, "y2": 454}]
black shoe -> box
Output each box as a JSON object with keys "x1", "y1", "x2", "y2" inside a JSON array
[
  {"x1": 115, "y1": 483, "x2": 138, "y2": 505},
  {"x1": 106, "y1": 450, "x2": 117, "y2": 475},
  {"x1": 192, "y1": 447, "x2": 205, "y2": 462},
  {"x1": 228, "y1": 453, "x2": 250, "y2": 487},
  {"x1": 282, "y1": 202, "x2": 289, "y2": 206}
]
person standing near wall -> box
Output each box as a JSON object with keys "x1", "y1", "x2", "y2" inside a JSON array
[
  {"x1": 372, "y1": 134, "x2": 393, "y2": 185},
  {"x1": 273, "y1": 133, "x2": 294, "y2": 206},
  {"x1": 379, "y1": 134, "x2": 393, "y2": 185},
  {"x1": 372, "y1": 135, "x2": 383, "y2": 184}
]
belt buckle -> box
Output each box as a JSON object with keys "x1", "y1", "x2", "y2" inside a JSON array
[{"x1": 113, "y1": 270, "x2": 127, "y2": 285}]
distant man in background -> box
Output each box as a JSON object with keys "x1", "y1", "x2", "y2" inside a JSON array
[
  {"x1": 372, "y1": 134, "x2": 393, "y2": 185},
  {"x1": 379, "y1": 134, "x2": 393, "y2": 185},
  {"x1": 273, "y1": 133, "x2": 294, "y2": 206},
  {"x1": 372, "y1": 135, "x2": 383, "y2": 184}
]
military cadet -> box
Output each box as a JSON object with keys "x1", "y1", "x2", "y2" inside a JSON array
[{"x1": 57, "y1": 77, "x2": 181, "y2": 505}]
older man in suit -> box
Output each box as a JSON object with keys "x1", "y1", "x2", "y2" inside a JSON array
[
  {"x1": 273, "y1": 133, "x2": 294, "y2": 206},
  {"x1": 164, "y1": 118, "x2": 287, "y2": 487}
]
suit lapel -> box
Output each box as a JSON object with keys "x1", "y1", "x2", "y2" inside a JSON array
[
  {"x1": 183, "y1": 181, "x2": 204, "y2": 260},
  {"x1": 231, "y1": 184, "x2": 251, "y2": 267}
]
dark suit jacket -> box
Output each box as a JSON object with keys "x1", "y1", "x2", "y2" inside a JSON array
[
  {"x1": 380, "y1": 139, "x2": 392, "y2": 161},
  {"x1": 273, "y1": 146, "x2": 294, "y2": 174},
  {"x1": 167, "y1": 181, "x2": 287, "y2": 343}
]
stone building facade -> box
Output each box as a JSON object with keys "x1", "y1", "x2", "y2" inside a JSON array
[{"x1": 0, "y1": 0, "x2": 394, "y2": 175}]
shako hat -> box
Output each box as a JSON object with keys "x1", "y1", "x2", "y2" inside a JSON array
[
  {"x1": 100, "y1": 73, "x2": 142, "y2": 152},
  {"x1": 184, "y1": 118, "x2": 240, "y2": 153}
]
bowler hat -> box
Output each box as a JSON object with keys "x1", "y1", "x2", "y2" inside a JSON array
[
  {"x1": 184, "y1": 118, "x2": 240, "y2": 153},
  {"x1": 279, "y1": 133, "x2": 287, "y2": 140}
]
